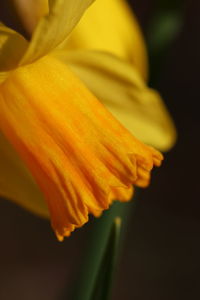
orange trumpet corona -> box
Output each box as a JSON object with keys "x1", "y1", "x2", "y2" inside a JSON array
[{"x1": 0, "y1": 55, "x2": 163, "y2": 240}]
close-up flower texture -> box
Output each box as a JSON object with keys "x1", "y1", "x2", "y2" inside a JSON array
[
  {"x1": 2, "y1": 0, "x2": 200, "y2": 299},
  {"x1": 0, "y1": 0, "x2": 177, "y2": 242}
]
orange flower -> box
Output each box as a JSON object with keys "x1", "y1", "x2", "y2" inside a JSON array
[{"x1": 0, "y1": 0, "x2": 163, "y2": 240}]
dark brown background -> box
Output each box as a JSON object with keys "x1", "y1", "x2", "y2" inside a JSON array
[{"x1": 0, "y1": 0, "x2": 200, "y2": 299}]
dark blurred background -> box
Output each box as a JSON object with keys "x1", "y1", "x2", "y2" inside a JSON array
[{"x1": 0, "y1": 0, "x2": 200, "y2": 299}]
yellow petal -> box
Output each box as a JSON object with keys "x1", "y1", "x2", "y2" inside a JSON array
[
  {"x1": 64, "y1": 0, "x2": 148, "y2": 80},
  {"x1": 54, "y1": 50, "x2": 176, "y2": 152},
  {"x1": 20, "y1": 0, "x2": 95, "y2": 65},
  {"x1": 0, "y1": 23, "x2": 28, "y2": 81},
  {"x1": 0, "y1": 131, "x2": 49, "y2": 218},
  {"x1": 0, "y1": 55, "x2": 162, "y2": 240}
]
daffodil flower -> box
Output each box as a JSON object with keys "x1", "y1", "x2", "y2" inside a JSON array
[
  {"x1": 14, "y1": 0, "x2": 176, "y2": 151},
  {"x1": 0, "y1": 0, "x2": 163, "y2": 240}
]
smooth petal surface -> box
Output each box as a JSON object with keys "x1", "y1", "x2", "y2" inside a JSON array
[
  {"x1": 20, "y1": 0, "x2": 95, "y2": 65},
  {"x1": 0, "y1": 131, "x2": 49, "y2": 218},
  {"x1": 54, "y1": 50, "x2": 176, "y2": 151},
  {"x1": 64, "y1": 0, "x2": 148, "y2": 80},
  {"x1": 0, "y1": 55, "x2": 162, "y2": 240},
  {"x1": 0, "y1": 23, "x2": 28, "y2": 81}
]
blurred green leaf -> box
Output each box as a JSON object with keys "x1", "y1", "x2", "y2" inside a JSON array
[
  {"x1": 148, "y1": 11, "x2": 182, "y2": 56},
  {"x1": 146, "y1": 0, "x2": 186, "y2": 86}
]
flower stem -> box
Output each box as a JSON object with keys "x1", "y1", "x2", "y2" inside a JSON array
[{"x1": 70, "y1": 195, "x2": 137, "y2": 300}]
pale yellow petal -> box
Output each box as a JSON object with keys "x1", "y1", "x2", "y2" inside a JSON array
[
  {"x1": 0, "y1": 131, "x2": 49, "y2": 218},
  {"x1": 64, "y1": 0, "x2": 148, "y2": 80},
  {"x1": 53, "y1": 50, "x2": 176, "y2": 151},
  {"x1": 0, "y1": 23, "x2": 28, "y2": 82},
  {"x1": 20, "y1": 0, "x2": 95, "y2": 65}
]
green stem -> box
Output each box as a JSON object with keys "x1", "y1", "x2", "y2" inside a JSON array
[
  {"x1": 70, "y1": 194, "x2": 137, "y2": 300},
  {"x1": 90, "y1": 217, "x2": 122, "y2": 300}
]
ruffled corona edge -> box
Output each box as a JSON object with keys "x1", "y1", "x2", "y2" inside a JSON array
[{"x1": 54, "y1": 145, "x2": 162, "y2": 241}]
